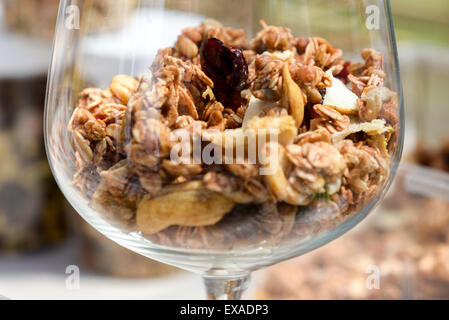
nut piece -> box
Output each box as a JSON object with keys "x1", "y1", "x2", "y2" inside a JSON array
[
  {"x1": 246, "y1": 115, "x2": 298, "y2": 146},
  {"x1": 110, "y1": 75, "x2": 139, "y2": 104},
  {"x1": 204, "y1": 115, "x2": 297, "y2": 157},
  {"x1": 175, "y1": 35, "x2": 199, "y2": 59},
  {"x1": 281, "y1": 64, "x2": 305, "y2": 127},
  {"x1": 262, "y1": 142, "x2": 289, "y2": 200},
  {"x1": 261, "y1": 142, "x2": 311, "y2": 206},
  {"x1": 137, "y1": 188, "x2": 235, "y2": 234}
]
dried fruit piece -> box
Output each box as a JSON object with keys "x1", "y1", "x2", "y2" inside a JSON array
[
  {"x1": 281, "y1": 64, "x2": 305, "y2": 127},
  {"x1": 137, "y1": 188, "x2": 235, "y2": 234},
  {"x1": 336, "y1": 61, "x2": 351, "y2": 83},
  {"x1": 200, "y1": 38, "x2": 249, "y2": 111},
  {"x1": 110, "y1": 75, "x2": 139, "y2": 104},
  {"x1": 228, "y1": 48, "x2": 249, "y2": 89}
]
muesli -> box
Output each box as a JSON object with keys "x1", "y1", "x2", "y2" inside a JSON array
[{"x1": 68, "y1": 20, "x2": 399, "y2": 249}]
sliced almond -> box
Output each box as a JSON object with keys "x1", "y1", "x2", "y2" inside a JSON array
[
  {"x1": 137, "y1": 189, "x2": 235, "y2": 234},
  {"x1": 281, "y1": 64, "x2": 305, "y2": 127}
]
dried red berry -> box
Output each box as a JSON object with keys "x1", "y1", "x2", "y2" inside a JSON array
[
  {"x1": 200, "y1": 38, "x2": 249, "y2": 111},
  {"x1": 336, "y1": 61, "x2": 351, "y2": 84},
  {"x1": 303, "y1": 104, "x2": 322, "y2": 129}
]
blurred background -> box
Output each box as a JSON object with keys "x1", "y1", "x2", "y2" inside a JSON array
[{"x1": 0, "y1": 0, "x2": 448, "y2": 299}]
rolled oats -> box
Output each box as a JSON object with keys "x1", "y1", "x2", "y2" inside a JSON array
[
  {"x1": 302, "y1": 37, "x2": 344, "y2": 73},
  {"x1": 250, "y1": 21, "x2": 294, "y2": 53},
  {"x1": 310, "y1": 104, "x2": 351, "y2": 134}
]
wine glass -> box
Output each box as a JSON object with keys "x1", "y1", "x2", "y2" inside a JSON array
[{"x1": 45, "y1": 0, "x2": 404, "y2": 300}]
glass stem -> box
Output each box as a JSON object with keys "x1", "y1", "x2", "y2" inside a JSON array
[{"x1": 203, "y1": 273, "x2": 251, "y2": 300}]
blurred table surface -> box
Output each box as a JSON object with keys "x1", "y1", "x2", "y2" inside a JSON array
[{"x1": 0, "y1": 239, "x2": 205, "y2": 300}]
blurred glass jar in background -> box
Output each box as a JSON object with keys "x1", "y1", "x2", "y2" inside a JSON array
[
  {"x1": 0, "y1": 32, "x2": 66, "y2": 252},
  {"x1": 3, "y1": 0, "x2": 137, "y2": 40},
  {"x1": 3, "y1": 0, "x2": 59, "y2": 40},
  {"x1": 1, "y1": 0, "x2": 177, "y2": 277}
]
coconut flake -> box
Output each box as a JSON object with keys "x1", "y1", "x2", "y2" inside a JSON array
[
  {"x1": 323, "y1": 70, "x2": 359, "y2": 115},
  {"x1": 331, "y1": 119, "x2": 394, "y2": 144},
  {"x1": 262, "y1": 50, "x2": 295, "y2": 62},
  {"x1": 242, "y1": 96, "x2": 279, "y2": 129}
]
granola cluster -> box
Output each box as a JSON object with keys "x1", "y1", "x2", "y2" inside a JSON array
[{"x1": 68, "y1": 20, "x2": 399, "y2": 249}]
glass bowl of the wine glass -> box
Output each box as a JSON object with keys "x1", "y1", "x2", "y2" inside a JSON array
[{"x1": 45, "y1": 0, "x2": 403, "y2": 300}]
